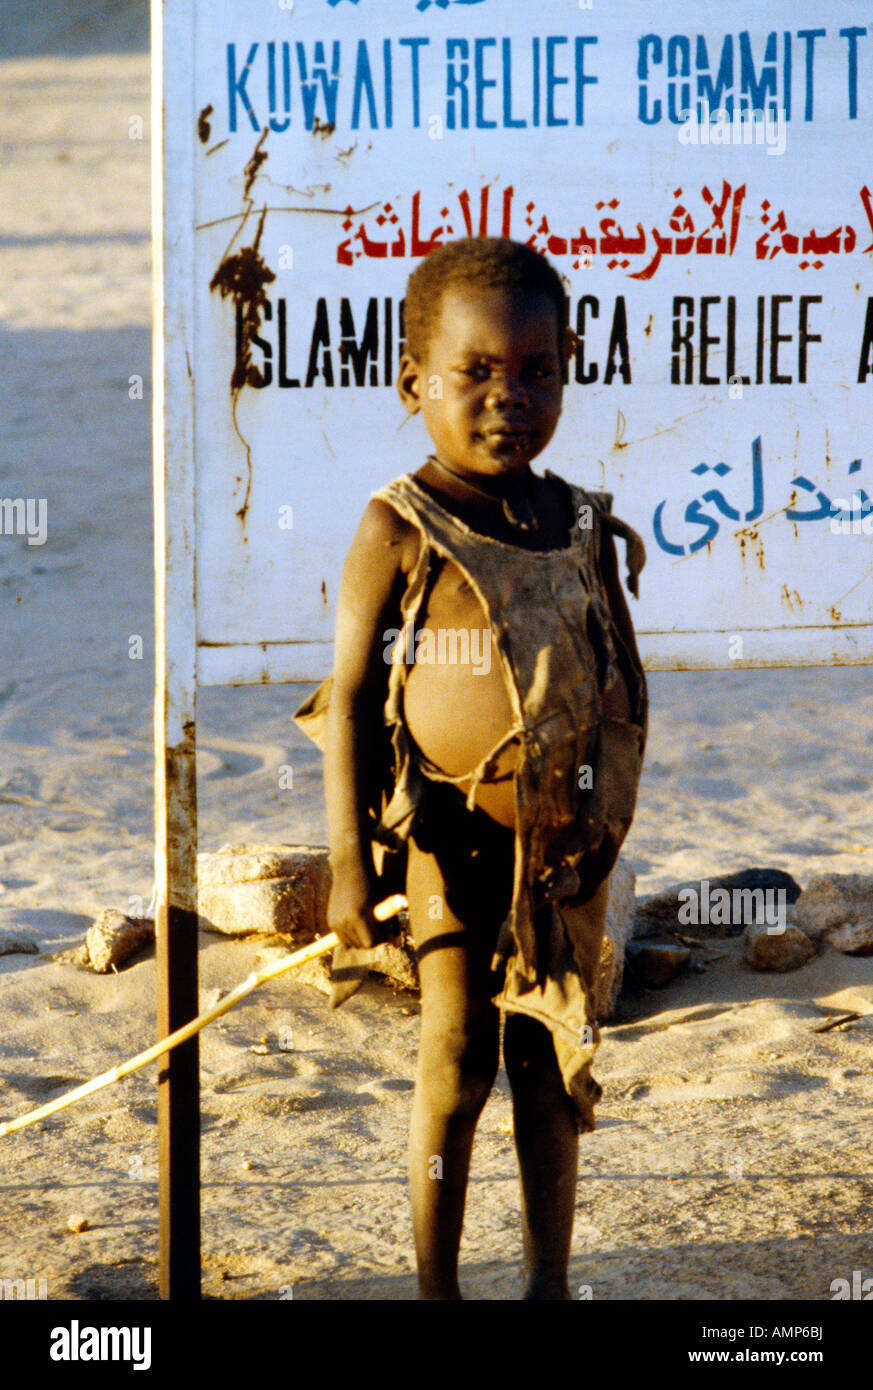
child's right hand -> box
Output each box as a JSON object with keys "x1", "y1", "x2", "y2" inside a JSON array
[{"x1": 327, "y1": 872, "x2": 380, "y2": 949}]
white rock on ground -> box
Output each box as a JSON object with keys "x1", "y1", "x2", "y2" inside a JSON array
[
  {"x1": 824, "y1": 920, "x2": 873, "y2": 955},
  {"x1": 792, "y1": 874, "x2": 873, "y2": 955},
  {"x1": 85, "y1": 909, "x2": 154, "y2": 973},
  {"x1": 197, "y1": 844, "x2": 331, "y2": 941},
  {"x1": 593, "y1": 855, "x2": 636, "y2": 1020}
]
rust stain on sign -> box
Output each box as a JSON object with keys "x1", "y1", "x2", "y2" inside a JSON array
[
  {"x1": 243, "y1": 129, "x2": 270, "y2": 198},
  {"x1": 781, "y1": 585, "x2": 803, "y2": 610},
  {"x1": 197, "y1": 104, "x2": 213, "y2": 144},
  {"x1": 208, "y1": 131, "x2": 276, "y2": 526},
  {"x1": 210, "y1": 203, "x2": 275, "y2": 395},
  {"x1": 736, "y1": 527, "x2": 765, "y2": 570}
]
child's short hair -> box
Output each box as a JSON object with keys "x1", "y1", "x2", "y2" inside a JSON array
[{"x1": 403, "y1": 237, "x2": 567, "y2": 363}]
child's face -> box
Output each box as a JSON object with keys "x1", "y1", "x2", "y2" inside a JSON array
[{"x1": 398, "y1": 285, "x2": 568, "y2": 479}]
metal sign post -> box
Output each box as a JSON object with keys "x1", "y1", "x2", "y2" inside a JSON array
[
  {"x1": 153, "y1": 0, "x2": 871, "y2": 1297},
  {"x1": 153, "y1": 0, "x2": 200, "y2": 1299}
]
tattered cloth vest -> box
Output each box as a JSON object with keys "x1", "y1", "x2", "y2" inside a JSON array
[{"x1": 295, "y1": 470, "x2": 647, "y2": 1131}]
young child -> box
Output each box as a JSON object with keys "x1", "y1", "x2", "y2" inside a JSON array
[{"x1": 295, "y1": 237, "x2": 647, "y2": 1300}]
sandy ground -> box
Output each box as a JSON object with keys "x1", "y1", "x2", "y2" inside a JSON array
[{"x1": 0, "y1": 4, "x2": 871, "y2": 1302}]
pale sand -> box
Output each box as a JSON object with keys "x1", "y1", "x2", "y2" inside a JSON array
[{"x1": 0, "y1": 15, "x2": 870, "y2": 1300}]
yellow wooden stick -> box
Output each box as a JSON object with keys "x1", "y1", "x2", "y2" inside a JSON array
[{"x1": 0, "y1": 893, "x2": 408, "y2": 1139}]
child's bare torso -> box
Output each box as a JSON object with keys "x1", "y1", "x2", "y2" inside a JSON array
[
  {"x1": 398, "y1": 463, "x2": 629, "y2": 829},
  {"x1": 404, "y1": 553, "x2": 518, "y2": 824}
]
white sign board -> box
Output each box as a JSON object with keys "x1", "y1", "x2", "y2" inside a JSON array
[{"x1": 168, "y1": 0, "x2": 873, "y2": 680}]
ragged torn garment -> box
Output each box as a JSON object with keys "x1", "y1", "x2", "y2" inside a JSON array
[{"x1": 294, "y1": 469, "x2": 647, "y2": 1132}]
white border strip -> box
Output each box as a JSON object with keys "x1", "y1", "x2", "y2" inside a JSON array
[
  {"x1": 153, "y1": 0, "x2": 198, "y2": 737},
  {"x1": 637, "y1": 627, "x2": 873, "y2": 672}
]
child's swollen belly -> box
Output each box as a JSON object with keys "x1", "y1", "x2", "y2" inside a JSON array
[{"x1": 402, "y1": 561, "x2": 518, "y2": 829}]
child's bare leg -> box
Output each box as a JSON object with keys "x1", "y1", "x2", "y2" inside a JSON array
[
  {"x1": 405, "y1": 830, "x2": 506, "y2": 1300},
  {"x1": 503, "y1": 1012, "x2": 578, "y2": 1300},
  {"x1": 503, "y1": 878, "x2": 610, "y2": 1300}
]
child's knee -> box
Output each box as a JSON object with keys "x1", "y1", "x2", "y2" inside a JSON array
[{"x1": 417, "y1": 1022, "x2": 498, "y2": 1120}]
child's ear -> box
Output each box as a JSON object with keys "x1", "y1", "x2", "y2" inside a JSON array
[
  {"x1": 397, "y1": 352, "x2": 423, "y2": 415},
  {"x1": 564, "y1": 326, "x2": 579, "y2": 361}
]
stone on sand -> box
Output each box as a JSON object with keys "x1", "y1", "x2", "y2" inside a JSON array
[
  {"x1": 824, "y1": 921, "x2": 873, "y2": 956},
  {"x1": 370, "y1": 941, "x2": 419, "y2": 992},
  {"x1": 624, "y1": 940, "x2": 692, "y2": 989},
  {"x1": 85, "y1": 910, "x2": 154, "y2": 973},
  {"x1": 197, "y1": 844, "x2": 330, "y2": 941},
  {"x1": 328, "y1": 938, "x2": 419, "y2": 1006},
  {"x1": 743, "y1": 921, "x2": 816, "y2": 972},
  {"x1": 792, "y1": 874, "x2": 873, "y2": 955}
]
